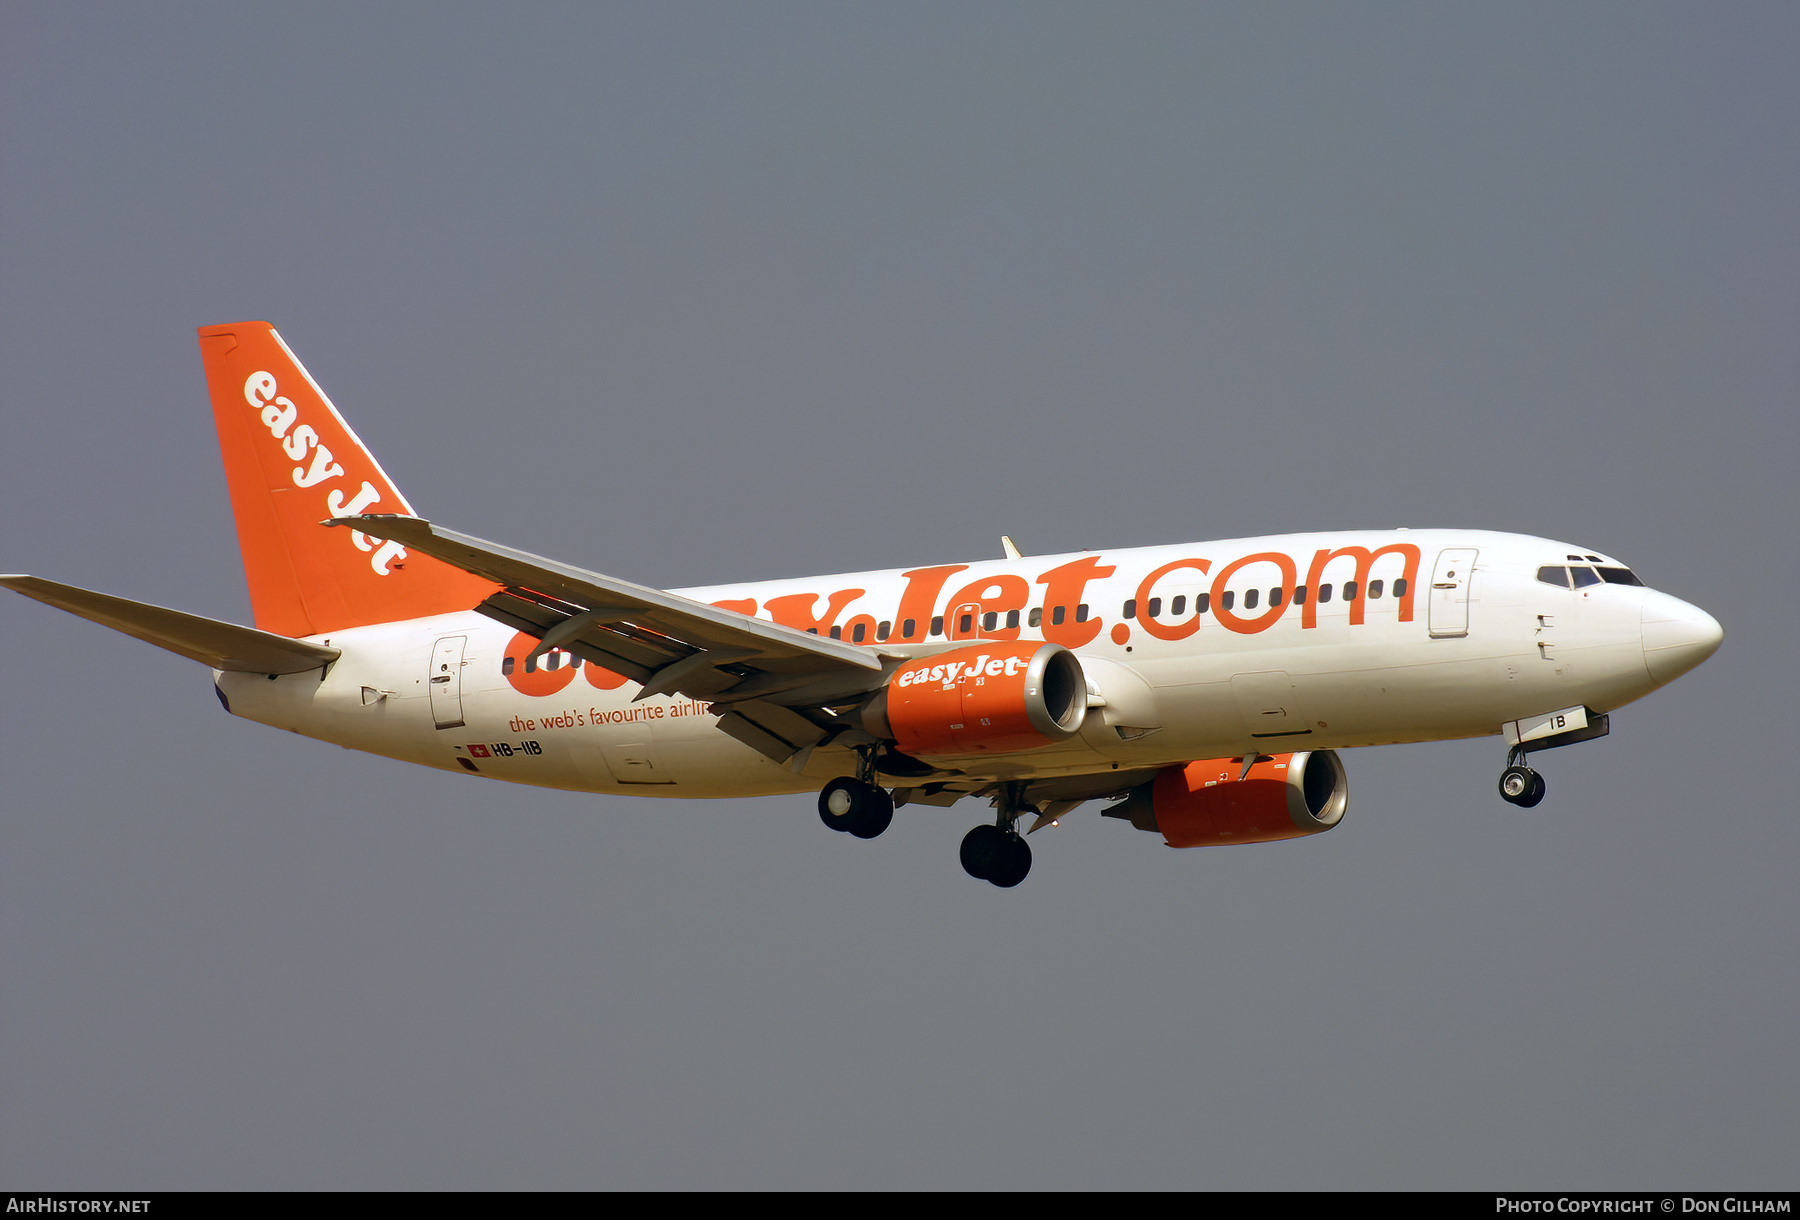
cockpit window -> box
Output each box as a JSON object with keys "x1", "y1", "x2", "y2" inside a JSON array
[
  {"x1": 1597, "y1": 567, "x2": 1644, "y2": 586},
  {"x1": 1569, "y1": 566, "x2": 1602, "y2": 588},
  {"x1": 1537, "y1": 566, "x2": 1570, "y2": 589}
]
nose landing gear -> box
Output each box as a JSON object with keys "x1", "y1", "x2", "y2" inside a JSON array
[{"x1": 1498, "y1": 759, "x2": 1545, "y2": 807}]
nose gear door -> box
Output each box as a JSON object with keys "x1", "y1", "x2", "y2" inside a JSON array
[
  {"x1": 1428, "y1": 548, "x2": 1478, "y2": 639},
  {"x1": 429, "y1": 635, "x2": 468, "y2": 729}
]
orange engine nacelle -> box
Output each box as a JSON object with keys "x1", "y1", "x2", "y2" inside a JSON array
[
  {"x1": 1107, "y1": 751, "x2": 1349, "y2": 847},
  {"x1": 862, "y1": 643, "x2": 1087, "y2": 758}
]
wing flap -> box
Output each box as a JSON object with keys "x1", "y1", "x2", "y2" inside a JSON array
[
  {"x1": 334, "y1": 516, "x2": 887, "y2": 707},
  {"x1": 2, "y1": 575, "x2": 340, "y2": 674}
]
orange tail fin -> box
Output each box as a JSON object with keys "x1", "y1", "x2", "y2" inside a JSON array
[{"x1": 198, "y1": 322, "x2": 496, "y2": 637}]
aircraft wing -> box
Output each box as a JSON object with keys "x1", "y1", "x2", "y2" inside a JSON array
[
  {"x1": 334, "y1": 516, "x2": 891, "y2": 763},
  {"x1": 1, "y1": 575, "x2": 341, "y2": 674}
]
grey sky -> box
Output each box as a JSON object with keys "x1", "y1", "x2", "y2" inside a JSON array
[{"x1": 2, "y1": 3, "x2": 1794, "y2": 1188}]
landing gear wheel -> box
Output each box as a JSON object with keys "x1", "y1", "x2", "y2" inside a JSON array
[
  {"x1": 987, "y1": 833, "x2": 1032, "y2": 888},
  {"x1": 848, "y1": 788, "x2": 893, "y2": 838},
  {"x1": 960, "y1": 824, "x2": 1006, "y2": 880},
  {"x1": 818, "y1": 777, "x2": 894, "y2": 838},
  {"x1": 960, "y1": 825, "x2": 1032, "y2": 887},
  {"x1": 1499, "y1": 765, "x2": 1544, "y2": 807}
]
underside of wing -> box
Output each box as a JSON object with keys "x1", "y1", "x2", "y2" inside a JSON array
[{"x1": 334, "y1": 515, "x2": 894, "y2": 762}]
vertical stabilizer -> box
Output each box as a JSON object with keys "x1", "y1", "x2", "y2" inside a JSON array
[{"x1": 198, "y1": 322, "x2": 495, "y2": 637}]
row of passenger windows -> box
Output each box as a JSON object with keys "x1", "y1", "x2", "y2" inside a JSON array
[
  {"x1": 802, "y1": 578, "x2": 1413, "y2": 642},
  {"x1": 501, "y1": 650, "x2": 582, "y2": 675},
  {"x1": 1537, "y1": 565, "x2": 1644, "y2": 590},
  {"x1": 815, "y1": 607, "x2": 1072, "y2": 643},
  {"x1": 1125, "y1": 578, "x2": 1407, "y2": 620}
]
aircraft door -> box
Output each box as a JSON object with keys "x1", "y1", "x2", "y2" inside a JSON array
[
  {"x1": 1428, "y1": 548, "x2": 1479, "y2": 639},
  {"x1": 428, "y1": 635, "x2": 468, "y2": 729},
  {"x1": 948, "y1": 601, "x2": 982, "y2": 640}
]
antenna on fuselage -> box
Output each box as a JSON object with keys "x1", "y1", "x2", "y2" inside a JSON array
[{"x1": 1001, "y1": 535, "x2": 1023, "y2": 560}]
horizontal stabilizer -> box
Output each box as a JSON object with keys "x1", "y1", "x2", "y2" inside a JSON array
[{"x1": 1, "y1": 575, "x2": 341, "y2": 674}]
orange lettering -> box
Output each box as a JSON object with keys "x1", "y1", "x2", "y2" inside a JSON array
[
  {"x1": 944, "y1": 574, "x2": 1030, "y2": 640},
  {"x1": 1210, "y1": 551, "x2": 1296, "y2": 635},
  {"x1": 764, "y1": 588, "x2": 865, "y2": 635},
  {"x1": 1133, "y1": 558, "x2": 1212, "y2": 641},
  {"x1": 502, "y1": 631, "x2": 576, "y2": 697},
  {"x1": 893, "y1": 565, "x2": 969, "y2": 642},
  {"x1": 1302, "y1": 544, "x2": 1421, "y2": 629},
  {"x1": 1035, "y1": 556, "x2": 1114, "y2": 648}
]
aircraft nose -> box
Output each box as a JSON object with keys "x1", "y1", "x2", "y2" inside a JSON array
[{"x1": 1641, "y1": 591, "x2": 1724, "y2": 685}]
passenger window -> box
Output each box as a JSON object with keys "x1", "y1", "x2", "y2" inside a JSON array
[
  {"x1": 958, "y1": 613, "x2": 973, "y2": 634},
  {"x1": 1028, "y1": 607, "x2": 1042, "y2": 628},
  {"x1": 877, "y1": 621, "x2": 891, "y2": 641},
  {"x1": 1294, "y1": 586, "x2": 1308, "y2": 605},
  {"x1": 1171, "y1": 595, "x2": 1186, "y2": 616},
  {"x1": 852, "y1": 622, "x2": 867, "y2": 642},
  {"x1": 1368, "y1": 580, "x2": 1383, "y2": 599},
  {"x1": 570, "y1": 655, "x2": 582, "y2": 668},
  {"x1": 1147, "y1": 597, "x2": 1162, "y2": 618},
  {"x1": 1318, "y1": 584, "x2": 1333, "y2": 603},
  {"x1": 502, "y1": 656, "x2": 515, "y2": 675},
  {"x1": 1244, "y1": 589, "x2": 1259, "y2": 610},
  {"x1": 1076, "y1": 604, "x2": 1089, "y2": 622},
  {"x1": 982, "y1": 611, "x2": 997, "y2": 631},
  {"x1": 1597, "y1": 567, "x2": 1644, "y2": 587},
  {"x1": 1220, "y1": 590, "x2": 1235, "y2": 611},
  {"x1": 1343, "y1": 581, "x2": 1358, "y2": 602},
  {"x1": 1536, "y1": 566, "x2": 1571, "y2": 589},
  {"x1": 546, "y1": 652, "x2": 561, "y2": 671},
  {"x1": 524, "y1": 653, "x2": 538, "y2": 673},
  {"x1": 806, "y1": 627, "x2": 819, "y2": 635},
  {"x1": 1006, "y1": 609, "x2": 1020, "y2": 629},
  {"x1": 1270, "y1": 587, "x2": 1283, "y2": 607},
  {"x1": 830, "y1": 625, "x2": 842, "y2": 639},
  {"x1": 1570, "y1": 567, "x2": 1601, "y2": 588},
  {"x1": 1393, "y1": 578, "x2": 1407, "y2": 598},
  {"x1": 1122, "y1": 599, "x2": 1136, "y2": 620},
  {"x1": 930, "y1": 616, "x2": 944, "y2": 636},
  {"x1": 1052, "y1": 605, "x2": 1066, "y2": 626},
  {"x1": 1196, "y1": 592, "x2": 1210, "y2": 614},
  {"x1": 902, "y1": 618, "x2": 916, "y2": 638}
]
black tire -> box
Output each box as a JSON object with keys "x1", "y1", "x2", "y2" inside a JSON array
[
  {"x1": 987, "y1": 833, "x2": 1033, "y2": 889},
  {"x1": 1515, "y1": 771, "x2": 1546, "y2": 808},
  {"x1": 1498, "y1": 765, "x2": 1536, "y2": 805},
  {"x1": 818, "y1": 777, "x2": 864, "y2": 832},
  {"x1": 960, "y1": 824, "x2": 1006, "y2": 880},
  {"x1": 848, "y1": 787, "x2": 894, "y2": 839}
]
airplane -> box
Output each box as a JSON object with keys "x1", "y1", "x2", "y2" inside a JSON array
[{"x1": 2, "y1": 322, "x2": 1725, "y2": 888}]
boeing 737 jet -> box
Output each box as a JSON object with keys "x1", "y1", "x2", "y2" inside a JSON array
[{"x1": 3, "y1": 322, "x2": 1725, "y2": 887}]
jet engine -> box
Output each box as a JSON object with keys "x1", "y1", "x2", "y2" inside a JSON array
[
  {"x1": 862, "y1": 642, "x2": 1087, "y2": 757},
  {"x1": 1105, "y1": 751, "x2": 1348, "y2": 847}
]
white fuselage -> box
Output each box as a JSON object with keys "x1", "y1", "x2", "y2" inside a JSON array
[{"x1": 215, "y1": 529, "x2": 1718, "y2": 798}]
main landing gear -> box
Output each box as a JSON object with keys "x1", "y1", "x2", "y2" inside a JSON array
[
  {"x1": 1498, "y1": 748, "x2": 1545, "y2": 808},
  {"x1": 813, "y1": 763, "x2": 1037, "y2": 889},
  {"x1": 817, "y1": 775, "x2": 893, "y2": 839},
  {"x1": 960, "y1": 783, "x2": 1033, "y2": 888}
]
